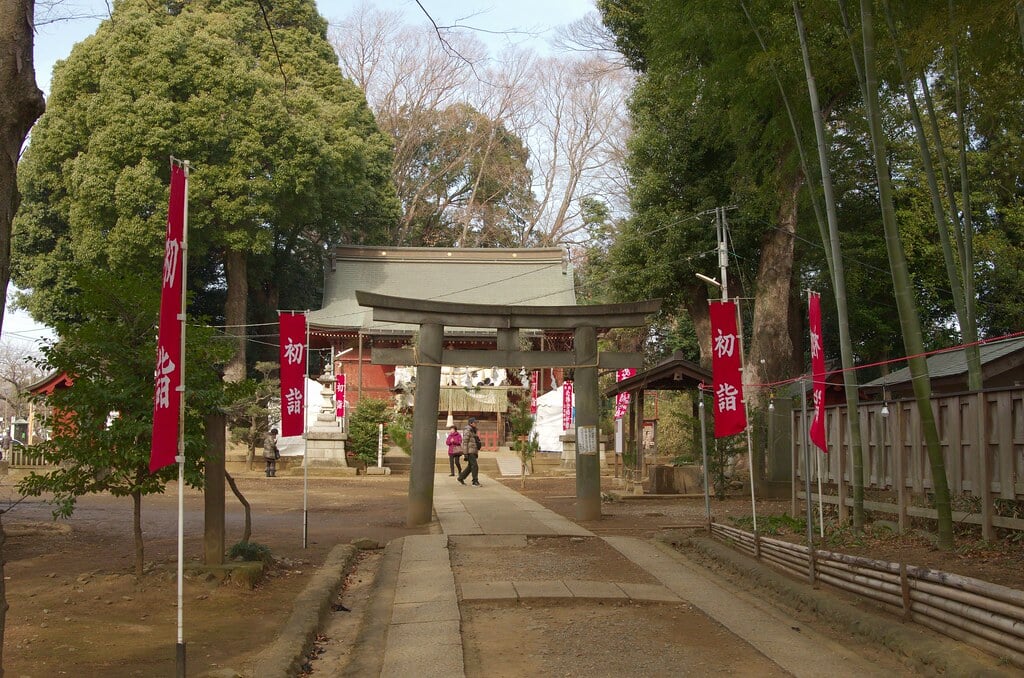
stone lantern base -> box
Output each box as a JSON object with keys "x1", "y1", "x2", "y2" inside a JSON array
[{"x1": 305, "y1": 428, "x2": 351, "y2": 468}]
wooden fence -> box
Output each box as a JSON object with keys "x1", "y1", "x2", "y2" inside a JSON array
[
  {"x1": 791, "y1": 386, "x2": 1024, "y2": 539},
  {"x1": 5, "y1": 445, "x2": 46, "y2": 469},
  {"x1": 711, "y1": 522, "x2": 1024, "y2": 668}
]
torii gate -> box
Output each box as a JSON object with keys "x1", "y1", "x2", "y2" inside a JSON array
[{"x1": 355, "y1": 291, "x2": 662, "y2": 526}]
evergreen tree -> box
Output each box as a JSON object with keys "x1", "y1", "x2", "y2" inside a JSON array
[{"x1": 13, "y1": 0, "x2": 400, "y2": 375}]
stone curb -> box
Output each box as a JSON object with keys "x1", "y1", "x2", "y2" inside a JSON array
[
  {"x1": 251, "y1": 543, "x2": 359, "y2": 678},
  {"x1": 678, "y1": 535, "x2": 1012, "y2": 677},
  {"x1": 343, "y1": 538, "x2": 404, "y2": 677},
  {"x1": 459, "y1": 578, "x2": 679, "y2": 603}
]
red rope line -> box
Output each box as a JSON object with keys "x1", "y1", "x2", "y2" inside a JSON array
[{"x1": 697, "y1": 329, "x2": 1024, "y2": 395}]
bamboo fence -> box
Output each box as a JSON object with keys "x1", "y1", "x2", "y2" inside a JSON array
[{"x1": 711, "y1": 521, "x2": 1024, "y2": 667}]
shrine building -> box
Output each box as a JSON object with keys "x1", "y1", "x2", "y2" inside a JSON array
[{"x1": 308, "y1": 245, "x2": 577, "y2": 449}]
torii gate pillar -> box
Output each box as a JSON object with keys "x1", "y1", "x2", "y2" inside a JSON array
[
  {"x1": 574, "y1": 326, "x2": 600, "y2": 521},
  {"x1": 408, "y1": 323, "x2": 443, "y2": 526}
]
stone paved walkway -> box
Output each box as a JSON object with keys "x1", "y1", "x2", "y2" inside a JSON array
[{"x1": 368, "y1": 473, "x2": 891, "y2": 678}]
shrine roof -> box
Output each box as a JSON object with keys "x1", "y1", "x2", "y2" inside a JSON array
[{"x1": 308, "y1": 246, "x2": 576, "y2": 334}]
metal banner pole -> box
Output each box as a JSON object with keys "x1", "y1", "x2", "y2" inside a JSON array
[
  {"x1": 699, "y1": 389, "x2": 711, "y2": 527},
  {"x1": 303, "y1": 311, "x2": 310, "y2": 549},
  {"x1": 720, "y1": 208, "x2": 757, "y2": 534},
  {"x1": 801, "y1": 378, "x2": 815, "y2": 577},
  {"x1": 817, "y1": 450, "x2": 825, "y2": 537},
  {"x1": 174, "y1": 158, "x2": 190, "y2": 678}
]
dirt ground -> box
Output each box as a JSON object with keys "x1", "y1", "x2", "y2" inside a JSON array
[
  {"x1": 2, "y1": 472, "x2": 1022, "y2": 677},
  {"x1": 0, "y1": 474, "x2": 427, "y2": 677}
]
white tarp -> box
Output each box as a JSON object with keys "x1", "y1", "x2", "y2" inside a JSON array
[{"x1": 531, "y1": 384, "x2": 572, "y2": 453}]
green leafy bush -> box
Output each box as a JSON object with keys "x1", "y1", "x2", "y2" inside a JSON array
[
  {"x1": 348, "y1": 398, "x2": 394, "y2": 464},
  {"x1": 387, "y1": 412, "x2": 412, "y2": 455}
]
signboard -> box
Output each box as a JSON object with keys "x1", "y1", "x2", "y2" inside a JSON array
[{"x1": 578, "y1": 425, "x2": 598, "y2": 455}]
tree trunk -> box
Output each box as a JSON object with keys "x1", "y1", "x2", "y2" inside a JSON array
[
  {"x1": 685, "y1": 284, "x2": 712, "y2": 368},
  {"x1": 225, "y1": 471, "x2": 252, "y2": 544},
  {"x1": 860, "y1": 0, "x2": 953, "y2": 550},
  {"x1": 1, "y1": 0, "x2": 46, "y2": 660},
  {"x1": 0, "y1": 0, "x2": 45, "y2": 335},
  {"x1": 0, "y1": 509, "x2": 8, "y2": 674},
  {"x1": 223, "y1": 249, "x2": 248, "y2": 383},
  {"x1": 132, "y1": 489, "x2": 145, "y2": 578},
  {"x1": 746, "y1": 167, "x2": 801, "y2": 400}
]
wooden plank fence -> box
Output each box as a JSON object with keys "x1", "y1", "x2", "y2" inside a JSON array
[
  {"x1": 5, "y1": 445, "x2": 47, "y2": 469},
  {"x1": 792, "y1": 386, "x2": 1024, "y2": 539}
]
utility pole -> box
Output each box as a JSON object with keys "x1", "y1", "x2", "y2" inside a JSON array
[{"x1": 710, "y1": 207, "x2": 758, "y2": 534}]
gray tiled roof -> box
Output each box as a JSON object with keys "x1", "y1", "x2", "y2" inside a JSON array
[
  {"x1": 862, "y1": 336, "x2": 1024, "y2": 386},
  {"x1": 308, "y1": 246, "x2": 576, "y2": 333}
]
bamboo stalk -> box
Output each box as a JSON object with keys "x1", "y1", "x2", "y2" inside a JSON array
[
  {"x1": 909, "y1": 589, "x2": 1024, "y2": 641},
  {"x1": 760, "y1": 551, "x2": 805, "y2": 578},
  {"x1": 817, "y1": 556, "x2": 902, "y2": 582},
  {"x1": 815, "y1": 548, "x2": 903, "y2": 574},
  {"x1": 815, "y1": 571, "x2": 904, "y2": 608},
  {"x1": 908, "y1": 567, "x2": 1024, "y2": 609},
  {"x1": 910, "y1": 598, "x2": 1024, "y2": 657},
  {"x1": 760, "y1": 547, "x2": 807, "y2": 572},
  {"x1": 816, "y1": 563, "x2": 904, "y2": 599},
  {"x1": 913, "y1": 578, "x2": 1024, "y2": 624},
  {"x1": 911, "y1": 611, "x2": 1024, "y2": 669},
  {"x1": 901, "y1": 563, "x2": 911, "y2": 619}
]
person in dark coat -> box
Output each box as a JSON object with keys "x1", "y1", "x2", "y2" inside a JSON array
[
  {"x1": 263, "y1": 427, "x2": 280, "y2": 477},
  {"x1": 457, "y1": 418, "x2": 482, "y2": 486}
]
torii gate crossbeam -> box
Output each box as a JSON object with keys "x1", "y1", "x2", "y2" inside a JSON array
[{"x1": 355, "y1": 291, "x2": 662, "y2": 526}]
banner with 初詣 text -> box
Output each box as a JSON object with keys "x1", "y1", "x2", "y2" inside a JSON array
[
  {"x1": 150, "y1": 162, "x2": 187, "y2": 473},
  {"x1": 614, "y1": 368, "x2": 636, "y2": 419},
  {"x1": 808, "y1": 292, "x2": 828, "y2": 452},
  {"x1": 279, "y1": 312, "x2": 307, "y2": 437},
  {"x1": 709, "y1": 300, "x2": 747, "y2": 437},
  {"x1": 530, "y1": 371, "x2": 538, "y2": 414},
  {"x1": 335, "y1": 373, "x2": 346, "y2": 418}
]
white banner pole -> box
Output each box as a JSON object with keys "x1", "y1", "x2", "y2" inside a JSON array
[
  {"x1": 174, "y1": 158, "x2": 190, "y2": 677},
  {"x1": 303, "y1": 311, "x2": 310, "y2": 549},
  {"x1": 817, "y1": 449, "x2": 825, "y2": 537}
]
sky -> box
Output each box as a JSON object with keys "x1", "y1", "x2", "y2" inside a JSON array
[{"x1": 6, "y1": 0, "x2": 598, "y2": 349}]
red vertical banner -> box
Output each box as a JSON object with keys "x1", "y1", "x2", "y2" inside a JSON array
[
  {"x1": 335, "y1": 373, "x2": 346, "y2": 418},
  {"x1": 150, "y1": 163, "x2": 187, "y2": 473},
  {"x1": 279, "y1": 312, "x2": 307, "y2": 437},
  {"x1": 709, "y1": 300, "x2": 747, "y2": 437},
  {"x1": 562, "y1": 380, "x2": 574, "y2": 430},
  {"x1": 808, "y1": 292, "x2": 828, "y2": 452},
  {"x1": 529, "y1": 371, "x2": 538, "y2": 414},
  {"x1": 614, "y1": 368, "x2": 636, "y2": 419}
]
